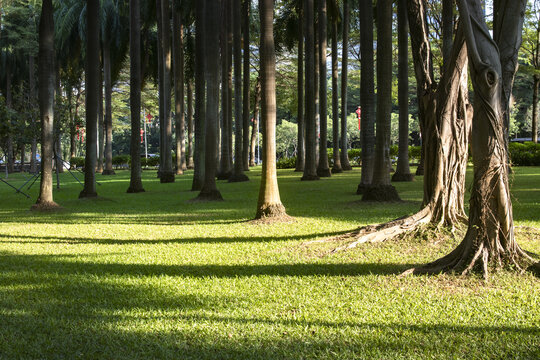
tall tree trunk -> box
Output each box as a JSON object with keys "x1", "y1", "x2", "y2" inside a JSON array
[
  {"x1": 317, "y1": 0, "x2": 331, "y2": 177},
  {"x1": 533, "y1": 75, "x2": 539, "y2": 143},
  {"x1": 227, "y1": 5, "x2": 234, "y2": 173},
  {"x1": 255, "y1": 0, "x2": 288, "y2": 220},
  {"x1": 314, "y1": 22, "x2": 319, "y2": 167},
  {"x1": 54, "y1": 75, "x2": 64, "y2": 174},
  {"x1": 97, "y1": 69, "x2": 104, "y2": 173},
  {"x1": 242, "y1": 0, "x2": 251, "y2": 171},
  {"x1": 357, "y1": 0, "x2": 376, "y2": 193},
  {"x1": 362, "y1": 0, "x2": 400, "y2": 201},
  {"x1": 33, "y1": 0, "x2": 59, "y2": 209},
  {"x1": 157, "y1": 0, "x2": 164, "y2": 178},
  {"x1": 127, "y1": 0, "x2": 144, "y2": 193},
  {"x1": 187, "y1": 79, "x2": 195, "y2": 168},
  {"x1": 295, "y1": 3, "x2": 305, "y2": 172},
  {"x1": 331, "y1": 18, "x2": 342, "y2": 173},
  {"x1": 173, "y1": 3, "x2": 186, "y2": 175},
  {"x1": 191, "y1": 0, "x2": 206, "y2": 191},
  {"x1": 301, "y1": 0, "x2": 319, "y2": 181},
  {"x1": 340, "y1": 0, "x2": 352, "y2": 170},
  {"x1": 412, "y1": 0, "x2": 534, "y2": 278},
  {"x1": 102, "y1": 37, "x2": 115, "y2": 175},
  {"x1": 29, "y1": 55, "x2": 38, "y2": 174},
  {"x1": 5, "y1": 58, "x2": 14, "y2": 174},
  {"x1": 392, "y1": 0, "x2": 413, "y2": 182},
  {"x1": 250, "y1": 79, "x2": 261, "y2": 166},
  {"x1": 160, "y1": 0, "x2": 175, "y2": 183},
  {"x1": 442, "y1": 0, "x2": 454, "y2": 72},
  {"x1": 230, "y1": 0, "x2": 249, "y2": 182},
  {"x1": 218, "y1": 0, "x2": 232, "y2": 180},
  {"x1": 79, "y1": 0, "x2": 99, "y2": 198},
  {"x1": 195, "y1": 0, "x2": 223, "y2": 201}
]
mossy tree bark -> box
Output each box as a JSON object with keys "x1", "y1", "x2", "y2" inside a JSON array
[
  {"x1": 33, "y1": 0, "x2": 60, "y2": 210},
  {"x1": 255, "y1": 0, "x2": 288, "y2": 220}
]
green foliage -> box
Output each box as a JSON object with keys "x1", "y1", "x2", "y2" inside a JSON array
[
  {"x1": 112, "y1": 155, "x2": 130, "y2": 168},
  {"x1": 509, "y1": 142, "x2": 540, "y2": 166},
  {"x1": 276, "y1": 156, "x2": 297, "y2": 169},
  {"x1": 69, "y1": 156, "x2": 84, "y2": 168}
]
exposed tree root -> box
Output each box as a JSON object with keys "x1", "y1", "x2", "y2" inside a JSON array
[
  {"x1": 30, "y1": 201, "x2": 62, "y2": 212},
  {"x1": 191, "y1": 189, "x2": 224, "y2": 202},
  {"x1": 362, "y1": 184, "x2": 401, "y2": 202}
]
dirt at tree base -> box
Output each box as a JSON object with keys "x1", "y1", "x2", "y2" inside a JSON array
[
  {"x1": 301, "y1": 174, "x2": 320, "y2": 181},
  {"x1": 228, "y1": 173, "x2": 250, "y2": 183},
  {"x1": 392, "y1": 172, "x2": 415, "y2": 182},
  {"x1": 252, "y1": 203, "x2": 293, "y2": 224},
  {"x1": 159, "y1": 171, "x2": 175, "y2": 183},
  {"x1": 191, "y1": 189, "x2": 224, "y2": 202},
  {"x1": 316, "y1": 168, "x2": 332, "y2": 177},
  {"x1": 30, "y1": 201, "x2": 62, "y2": 212},
  {"x1": 78, "y1": 190, "x2": 98, "y2": 199},
  {"x1": 362, "y1": 184, "x2": 401, "y2": 202},
  {"x1": 216, "y1": 171, "x2": 232, "y2": 181},
  {"x1": 101, "y1": 170, "x2": 116, "y2": 176}
]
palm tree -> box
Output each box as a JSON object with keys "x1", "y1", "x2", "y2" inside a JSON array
[
  {"x1": 172, "y1": 0, "x2": 185, "y2": 175},
  {"x1": 195, "y1": 0, "x2": 222, "y2": 201},
  {"x1": 101, "y1": 2, "x2": 115, "y2": 176},
  {"x1": 255, "y1": 0, "x2": 288, "y2": 220},
  {"x1": 316, "y1": 0, "x2": 331, "y2": 177},
  {"x1": 79, "y1": 0, "x2": 99, "y2": 198},
  {"x1": 127, "y1": 0, "x2": 144, "y2": 193},
  {"x1": 229, "y1": 0, "x2": 249, "y2": 182},
  {"x1": 242, "y1": 0, "x2": 251, "y2": 171},
  {"x1": 339, "y1": 0, "x2": 351, "y2": 171},
  {"x1": 32, "y1": 0, "x2": 59, "y2": 210},
  {"x1": 295, "y1": 1, "x2": 305, "y2": 172},
  {"x1": 330, "y1": 0, "x2": 341, "y2": 173},
  {"x1": 301, "y1": 0, "x2": 319, "y2": 181},
  {"x1": 392, "y1": 0, "x2": 414, "y2": 182},
  {"x1": 362, "y1": 0, "x2": 400, "y2": 201}
]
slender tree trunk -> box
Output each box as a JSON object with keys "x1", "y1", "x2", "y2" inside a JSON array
[
  {"x1": 127, "y1": 0, "x2": 144, "y2": 193},
  {"x1": 227, "y1": 6, "x2": 234, "y2": 173},
  {"x1": 392, "y1": 0, "x2": 413, "y2": 182},
  {"x1": 195, "y1": 0, "x2": 223, "y2": 201},
  {"x1": 102, "y1": 37, "x2": 115, "y2": 175},
  {"x1": 191, "y1": 0, "x2": 206, "y2": 191},
  {"x1": 218, "y1": 0, "x2": 232, "y2": 180},
  {"x1": 157, "y1": 0, "x2": 164, "y2": 178},
  {"x1": 160, "y1": 0, "x2": 175, "y2": 183},
  {"x1": 29, "y1": 55, "x2": 38, "y2": 174},
  {"x1": 250, "y1": 79, "x2": 261, "y2": 166},
  {"x1": 97, "y1": 69, "x2": 104, "y2": 173},
  {"x1": 301, "y1": 0, "x2": 319, "y2": 181},
  {"x1": 331, "y1": 19, "x2": 341, "y2": 173},
  {"x1": 187, "y1": 79, "x2": 195, "y2": 168},
  {"x1": 317, "y1": 0, "x2": 331, "y2": 177},
  {"x1": 362, "y1": 0, "x2": 400, "y2": 201},
  {"x1": 295, "y1": 3, "x2": 305, "y2": 172},
  {"x1": 230, "y1": 0, "x2": 249, "y2": 182},
  {"x1": 5, "y1": 58, "x2": 14, "y2": 174},
  {"x1": 173, "y1": 4, "x2": 185, "y2": 175},
  {"x1": 255, "y1": 0, "x2": 288, "y2": 220},
  {"x1": 79, "y1": 0, "x2": 99, "y2": 198},
  {"x1": 533, "y1": 76, "x2": 539, "y2": 143},
  {"x1": 340, "y1": 0, "x2": 351, "y2": 170},
  {"x1": 54, "y1": 75, "x2": 64, "y2": 174},
  {"x1": 242, "y1": 0, "x2": 251, "y2": 171},
  {"x1": 314, "y1": 22, "x2": 319, "y2": 166},
  {"x1": 33, "y1": 0, "x2": 59, "y2": 209}
]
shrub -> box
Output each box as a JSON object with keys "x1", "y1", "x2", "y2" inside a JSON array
[
  {"x1": 277, "y1": 156, "x2": 297, "y2": 169},
  {"x1": 69, "y1": 157, "x2": 85, "y2": 168},
  {"x1": 112, "y1": 155, "x2": 130, "y2": 168},
  {"x1": 509, "y1": 142, "x2": 540, "y2": 166}
]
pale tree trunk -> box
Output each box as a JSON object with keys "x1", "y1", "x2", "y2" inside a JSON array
[
  {"x1": 411, "y1": 0, "x2": 535, "y2": 278},
  {"x1": 392, "y1": 0, "x2": 413, "y2": 182},
  {"x1": 357, "y1": 0, "x2": 375, "y2": 193},
  {"x1": 230, "y1": 0, "x2": 249, "y2": 182},
  {"x1": 242, "y1": 0, "x2": 251, "y2": 171},
  {"x1": 301, "y1": 0, "x2": 319, "y2": 181},
  {"x1": 295, "y1": 2, "x2": 305, "y2": 172},
  {"x1": 250, "y1": 79, "x2": 261, "y2": 166},
  {"x1": 362, "y1": 0, "x2": 400, "y2": 201},
  {"x1": 331, "y1": 18, "x2": 342, "y2": 173},
  {"x1": 316, "y1": 0, "x2": 331, "y2": 177},
  {"x1": 218, "y1": 0, "x2": 232, "y2": 180},
  {"x1": 255, "y1": 0, "x2": 288, "y2": 220},
  {"x1": 195, "y1": 0, "x2": 223, "y2": 201},
  {"x1": 160, "y1": 0, "x2": 175, "y2": 183},
  {"x1": 173, "y1": 4, "x2": 185, "y2": 175},
  {"x1": 187, "y1": 79, "x2": 195, "y2": 168},
  {"x1": 33, "y1": 0, "x2": 59, "y2": 209},
  {"x1": 340, "y1": 0, "x2": 351, "y2": 171},
  {"x1": 102, "y1": 37, "x2": 115, "y2": 175},
  {"x1": 191, "y1": 0, "x2": 206, "y2": 191},
  {"x1": 127, "y1": 0, "x2": 144, "y2": 193},
  {"x1": 80, "y1": 0, "x2": 99, "y2": 198}
]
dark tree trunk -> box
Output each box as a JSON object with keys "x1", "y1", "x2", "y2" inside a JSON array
[
  {"x1": 195, "y1": 0, "x2": 223, "y2": 201},
  {"x1": 362, "y1": 0, "x2": 400, "y2": 202},
  {"x1": 392, "y1": 0, "x2": 413, "y2": 182},
  {"x1": 357, "y1": 0, "x2": 376, "y2": 193},
  {"x1": 331, "y1": 18, "x2": 342, "y2": 174},
  {"x1": 160, "y1": 0, "x2": 175, "y2": 183},
  {"x1": 242, "y1": 0, "x2": 251, "y2": 171},
  {"x1": 97, "y1": 64, "x2": 104, "y2": 173},
  {"x1": 295, "y1": 2, "x2": 305, "y2": 172},
  {"x1": 412, "y1": 0, "x2": 534, "y2": 278},
  {"x1": 173, "y1": 3, "x2": 186, "y2": 175},
  {"x1": 54, "y1": 76, "x2": 64, "y2": 174},
  {"x1": 218, "y1": 0, "x2": 232, "y2": 180},
  {"x1": 255, "y1": 0, "x2": 288, "y2": 220},
  {"x1": 301, "y1": 0, "x2": 319, "y2": 181},
  {"x1": 127, "y1": 0, "x2": 144, "y2": 193},
  {"x1": 442, "y1": 0, "x2": 454, "y2": 72},
  {"x1": 79, "y1": 0, "x2": 99, "y2": 198},
  {"x1": 187, "y1": 79, "x2": 195, "y2": 168},
  {"x1": 191, "y1": 0, "x2": 206, "y2": 191},
  {"x1": 102, "y1": 37, "x2": 115, "y2": 175},
  {"x1": 316, "y1": 0, "x2": 331, "y2": 178},
  {"x1": 33, "y1": 0, "x2": 59, "y2": 209},
  {"x1": 250, "y1": 79, "x2": 261, "y2": 166},
  {"x1": 5, "y1": 58, "x2": 14, "y2": 174},
  {"x1": 229, "y1": 0, "x2": 249, "y2": 182},
  {"x1": 340, "y1": 0, "x2": 351, "y2": 171},
  {"x1": 156, "y1": 0, "x2": 164, "y2": 178},
  {"x1": 29, "y1": 55, "x2": 38, "y2": 174}
]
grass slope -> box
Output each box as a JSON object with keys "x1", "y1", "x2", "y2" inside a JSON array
[{"x1": 0, "y1": 167, "x2": 538, "y2": 359}]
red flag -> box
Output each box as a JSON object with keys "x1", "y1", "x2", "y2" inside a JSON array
[{"x1": 356, "y1": 107, "x2": 362, "y2": 130}]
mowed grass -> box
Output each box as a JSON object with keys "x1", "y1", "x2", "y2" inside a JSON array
[{"x1": 0, "y1": 166, "x2": 538, "y2": 359}]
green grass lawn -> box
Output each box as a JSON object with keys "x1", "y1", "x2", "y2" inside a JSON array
[{"x1": 0, "y1": 166, "x2": 538, "y2": 359}]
